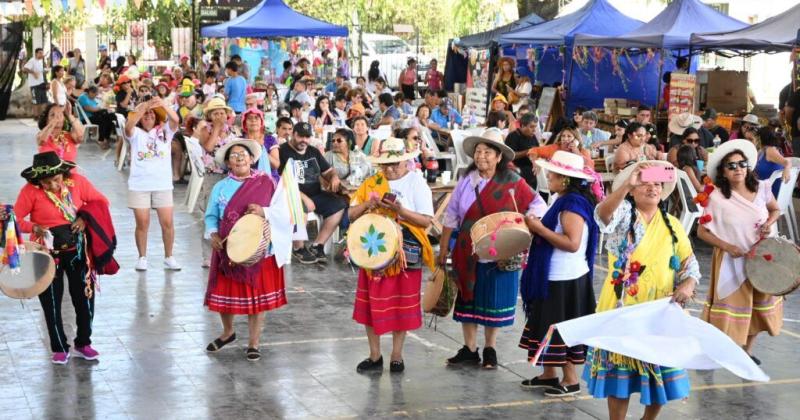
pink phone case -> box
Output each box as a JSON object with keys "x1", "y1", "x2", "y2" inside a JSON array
[{"x1": 640, "y1": 166, "x2": 675, "y2": 183}]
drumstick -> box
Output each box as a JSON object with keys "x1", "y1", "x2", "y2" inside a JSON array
[{"x1": 509, "y1": 188, "x2": 519, "y2": 213}]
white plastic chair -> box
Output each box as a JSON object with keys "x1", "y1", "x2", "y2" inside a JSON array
[
  {"x1": 675, "y1": 169, "x2": 703, "y2": 234},
  {"x1": 74, "y1": 102, "x2": 99, "y2": 143},
  {"x1": 768, "y1": 163, "x2": 800, "y2": 242},
  {"x1": 115, "y1": 113, "x2": 129, "y2": 171},
  {"x1": 370, "y1": 125, "x2": 392, "y2": 141},
  {"x1": 184, "y1": 136, "x2": 206, "y2": 213},
  {"x1": 450, "y1": 129, "x2": 473, "y2": 179},
  {"x1": 604, "y1": 153, "x2": 615, "y2": 173},
  {"x1": 305, "y1": 212, "x2": 334, "y2": 255}
]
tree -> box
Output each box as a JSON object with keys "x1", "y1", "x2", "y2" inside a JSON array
[{"x1": 517, "y1": 0, "x2": 560, "y2": 20}]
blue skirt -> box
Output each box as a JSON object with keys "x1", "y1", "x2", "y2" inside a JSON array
[
  {"x1": 583, "y1": 348, "x2": 691, "y2": 406},
  {"x1": 453, "y1": 262, "x2": 519, "y2": 328}
]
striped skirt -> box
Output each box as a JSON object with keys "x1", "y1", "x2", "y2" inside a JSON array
[
  {"x1": 702, "y1": 248, "x2": 784, "y2": 346},
  {"x1": 205, "y1": 256, "x2": 287, "y2": 315},
  {"x1": 352, "y1": 269, "x2": 423, "y2": 335},
  {"x1": 453, "y1": 262, "x2": 519, "y2": 328}
]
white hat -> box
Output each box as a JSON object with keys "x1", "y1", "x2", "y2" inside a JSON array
[
  {"x1": 706, "y1": 139, "x2": 757, "y2": 181},
  {"x1": 535, "y1": 150, "x2": 594, "y2": 181},
  {"x1": 463, "y1": 128, "x2": 514, "y2": 161},
  {"x1": 668, "y1": 112, "x2": 702, "y2": 135},
  {"x1": 612, "y1": 160, "x2": 677, "y2": 200},
  {"x1": 370, "y1": 137, "x2": 420, "y2": 164},
  {"x1": 740, "y1": 114, "x2": 760, "y2": 126},
  {"x1": 214, "y1": 139, "x2": 263, "y2": 168}
]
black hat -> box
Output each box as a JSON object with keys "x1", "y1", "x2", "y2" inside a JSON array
[
  {"x1": 615, "y1": 119, "x2": 629, "y2": 129},
  {"x1": 21, "y1": 152, "x2": 76, "y2": 183},
  {"x1": 701, "y1": 108, "x2": 718, "y2": 120},
  {"x1": 293, "y1": 122, "x2": 313, "y2": 138}
]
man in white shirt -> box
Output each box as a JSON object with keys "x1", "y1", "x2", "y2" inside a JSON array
[
  {"x1": 143, "y1": 39, "x2": 157, "y2": 61},
  {"x1": 23, "y1": 48, "x2": 47, "y2": 118}
]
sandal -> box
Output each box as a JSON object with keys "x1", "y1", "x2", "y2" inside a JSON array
[
  {"x1": 206, "y1": 333, "x2": 236, "y2": 352},
  {"x1": 246, "y1": 347, "x2": 261, "y2": 362}
]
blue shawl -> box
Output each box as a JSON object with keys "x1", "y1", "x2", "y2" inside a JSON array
[{"x1": 520, "y1": 193, "x2": 598, "y2": 307}]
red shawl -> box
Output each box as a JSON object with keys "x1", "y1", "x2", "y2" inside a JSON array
[
  {"x1": 207, "y1": 174, "x2": 275, "y2": 290},
  {"x1": 77, "y1": 201, "x2": 119, "y2": 275},
  {"x1": 452, "y1": 171, "x2": 535, "y2": 302}
]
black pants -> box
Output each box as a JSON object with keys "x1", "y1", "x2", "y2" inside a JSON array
[
  {"x1": 37, "y1": 250, "x2": 94, "y2": 353},
  {"x1": 89, "y1": 111, "x2": 115, "y2": 142}
]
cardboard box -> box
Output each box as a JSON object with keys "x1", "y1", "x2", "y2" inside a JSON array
[{"x1": 705, "y1": 70, "x2": 748, "y2": 114}]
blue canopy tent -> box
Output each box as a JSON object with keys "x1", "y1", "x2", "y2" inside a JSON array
[
  {"x1": 200, "y1": 0, "x2": 348, "y2": 38},
  {"x1": 496, "y1": 0, "x2": 645, "y2": 113},
  {"x1": 690, "y1": 2, "x2": 800, "y2": 52}
]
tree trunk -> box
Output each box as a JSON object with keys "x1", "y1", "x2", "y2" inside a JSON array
[{"x1": 517, "y1": 0, "x2": 561, "y2": 20}]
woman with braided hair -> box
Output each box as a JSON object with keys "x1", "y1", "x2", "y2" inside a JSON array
[{"x1": 587, "y1": 161, "x2": 700, "y2": 420}]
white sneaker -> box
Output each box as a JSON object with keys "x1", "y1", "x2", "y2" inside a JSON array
[
  {"x1": 164, "y1": 256, "x2": 182, "y2": 271},
  {"x1": 135, "y1": 257, "x2": 147, "y2": 271}
]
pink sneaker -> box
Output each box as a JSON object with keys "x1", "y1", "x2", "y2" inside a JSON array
[
  {"x1": 73, "y1": 345, "x2": 100, "y2": 361},
  {"x1": 51, "y1": 352, "x2": 69, "y2": 365}
]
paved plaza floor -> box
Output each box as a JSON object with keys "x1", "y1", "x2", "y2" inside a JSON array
[{"x1": 0, "y1": 119, "x2": 798, "y2": 419}]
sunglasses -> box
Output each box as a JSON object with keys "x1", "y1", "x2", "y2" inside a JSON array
[
  {"x1": 724, "y1": 160, "x2": 749, "y2": 171},
  {"x1": 410, "y1": 136, "x2": 420, "y2": 141},
  {"x1": 684, "y1": 137, "x2": 700, "y2": 144},
  {"x1": 332, "y1": 138, "x2": 346, "y2": 143}
]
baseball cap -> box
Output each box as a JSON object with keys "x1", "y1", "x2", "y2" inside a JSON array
[{"x1": 293, "y1": 122, "x2": 313, "y2": 138}]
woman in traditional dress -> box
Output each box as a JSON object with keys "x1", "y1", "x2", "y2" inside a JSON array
[
  {"x1": 439, "y1": 128, "x2": 547, "y2": 369},
  {"x1": 588, "y1": 160, "x2": 699, "y2": 419},
  {"x1": 349, "y1": 137, "x2": 435, "y2": 374},
  {"x1": 11, "y1": 152, "x2": 109, "y2": 364},
  {"x1": 204, "y1": 139, "x2": 287, "y2": 361},
  {"x1": 698, "y1": 139, "x2": 783, "y2": 365},
  {"x1": 519, "y1": 151, "x2": 603, "y2": 397}
]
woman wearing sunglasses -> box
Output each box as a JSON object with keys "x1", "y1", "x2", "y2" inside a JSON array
[
  {"x1": 698, "y1": 139, "x2": 783, "y2": 366},
  {"x1": 667, "y1": 127, "x2": 708, "y2": 168},
  {"x1": 324, "y1": 128, "x2": 373, "y2": 182}
]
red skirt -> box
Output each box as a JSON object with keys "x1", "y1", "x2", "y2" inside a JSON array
[
  {"x1": 205, "y1": 256, "x2": 287, "y2": 315},
  {"x1": 352, "y1": 268, "x2": 422, "y2": 335}
]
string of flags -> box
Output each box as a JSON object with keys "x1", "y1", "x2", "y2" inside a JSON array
[{"x1": 12, "y1": 0, "x2": 216, "y2": 14}]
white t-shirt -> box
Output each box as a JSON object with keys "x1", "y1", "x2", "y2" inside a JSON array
[
  {"x1": 24, "y1": 58, "x2": 45, "y2": 87},
  {"x1": 388, "y1": 170, "x2": 434, "y2": 217},
  {"x1": 548, "y1": 218, "x2": 589, "y2": 281},
  {"x1": 127, "y1": 124, "x2": 176, "y2": 191}
]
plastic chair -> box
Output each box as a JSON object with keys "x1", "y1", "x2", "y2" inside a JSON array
[
  {"x1": 675, "y1": 169, "x2": 703, "y2": 234},
  {"x1": 449, "y1": 129, "x2": 473, "y2": 179},
  {"x1": 768, "y1": 164, "x2": 800, "y2": 242},
  {"x1": 604, "y1": 153, "x2": 615, "y2": 173},
  {"x1": 184, "y1": 136, "x2": 206, "y2": 213},
  {"x1": 115, "y1": 113, "x2": 129, "y2": 171},
  {"x1": 305, "y1": 212, "x2": 334, "y2": 255}
]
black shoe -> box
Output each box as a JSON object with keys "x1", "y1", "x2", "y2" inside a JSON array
[
  {"x1": 390, "y1": 360, "x2": 405, "y2": 373},
  {"x1": 544, "y1": 383, "x2": 581, "y2": 397},
  {"x1": 447, "y1": 345, "x2": 480, "y2": 365},
  {"x1": 206, "y1": 333, "x2": 236, "y2": 352},
  {"x1": 482, "y1": 347, "x2": 498, "y2": 369},
  {"x1": 246, "y1": 347, "x2": 261, "y2": 361},
  {"x1": 356, "y1": 356, "x2": 384, "y2": 373},
  {"x1": 749, "y1": 354, "x2": 762, "y2": 366},
  {"x1": 293, "y1": 247, "x2": 318, "y2": 264},
  {"x1": 521, "y1": 376, "x2": 560, "y2": 389},
  {"x1": 310, "y1": 244, "x2": 327, "y2": 263}
]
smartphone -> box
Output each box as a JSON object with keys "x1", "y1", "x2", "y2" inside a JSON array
[
  {"x1": 382, "y1": 192, "x2": 397, "y2": 204},
  {"x1": 640, "y1": 166, "x2": 675, "y2": 183}
]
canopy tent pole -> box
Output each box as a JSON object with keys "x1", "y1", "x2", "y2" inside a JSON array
[
  {"x1": 484, "y1": 42, "x2": 499, "y2": 116},
  {"x1": 655, "y1": 48, "x2": 665, "y2": 126},
  {"x1": 564, "y1": 46, "x2": 575, "y2": 112}
]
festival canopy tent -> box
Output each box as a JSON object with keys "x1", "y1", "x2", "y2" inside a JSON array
[
  {"x1": 574, "y1": 0, "x2": 747, "y2": 49},
  {"x1": 497, "y1": 0, "x2": 642, "y2": 47},
  {"x1": 690, "y1": 2, "x2": 800, "y2": 52},
  {"x1": 454, "y1": 12, "x2": 545, "y2": 49},
  {"x1": 201, "y1": 0, "x2": 348, "y2": 38}
]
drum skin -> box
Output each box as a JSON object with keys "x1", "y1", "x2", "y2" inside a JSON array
[
  {"x1": 347, "y1": 213, "x2": 401, "y2": 271},
  {"x1": 746, "y1": 237, "x2": 800, "y2": 296},
  {"x1": 0, "y1": 242, "x2": 56, "y2": 299},
  {"x1": 470, "y1": 212, "x2": 532, "y2": 261},
  {"x1": 226, "y1": 214, "x2": 271, "y2": 266}
]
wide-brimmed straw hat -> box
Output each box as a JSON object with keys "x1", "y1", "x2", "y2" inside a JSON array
[
  {"x1": 203, "y1": 97, "x2": 233, "y2": 118},
  {"x1": 612, "y1": 160, "x2": 677, "y2": 200},
  {"x1": 497, "y1": 56, "x2": 515, "y2": 69},
  {"x1": 463, "y1": 128, "x2": 514, "y2": 161},
  {"x1": 706, "y1": 139, "x2": 757, "y2": 181},
  {"x1": 370, "y1": 137, "x2": 420, "y2": 165},
  {"x1": 535, "y1": 151, "x2": 594, "y2": 181},
  {"x1": 21, "y1": 151, "x2": 76, "y2": 183},
  {"x1": 740, "y1": 114, "x2": 760, "y2": 126},
  {"x1": 668, "y1": 112, "x2": 702, "y2": 135},
  {"x1": 214, "y1": 139, "x2": 263, "y2": 169}
]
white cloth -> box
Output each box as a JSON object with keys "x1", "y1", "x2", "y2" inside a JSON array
[
  {"x1": 554, "y1": 298, "x2": 769, "y2": 382},
  {"x1": 548, "y1": 220, "x2": 589, "y2": 281},
  {"x1": 24, "y1": 58, "x2": 45, "y2": 86},
  {"x1": 126, "y1": 124, "x2": 176, "y2": 191},
  {"x1": 264, "y1": 180, "x2": 293, "y2": 268},
  {"x1": 53, "y1": 81, "x2": 67, "y2": 106},
  {"x1": 388, "y1": 170, "x2": 434, "y2": 217}
]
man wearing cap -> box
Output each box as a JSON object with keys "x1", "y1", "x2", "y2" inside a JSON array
[
  {"x1": 699, "y1": 108, "x2": 729, "y2": 145},
  {"x1": 578, "y1": 111, "x2": 610, "y2": 149},
  {"x1": 279, "y1": 122, "x2": 346, "y2": 264},
  {"x1": 430, "y1": 98, "x2": 462, "y2": 129}
]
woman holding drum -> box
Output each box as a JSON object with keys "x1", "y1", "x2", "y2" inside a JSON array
[
  {"x1": 11, "y1": 151, "x2": 109, "y2": 364},
  {"x1": 588, "y1": 160, "x2": 699, "y2": 419},
  {"x1": 439, "y1": 128, "x2": 547, "y2": 369},
  {"x1": 204, "y1": 139, "x2": 287, "y2": 361},
  {"x1": 518, "y1": 151, "x2": 603, "y2": 397},
  {"x1": 698, "y1": 139, "x2": 783, "y2": 365},
  {"x1": 349, "y1": 137, "x2": 435, "y2": 373}
]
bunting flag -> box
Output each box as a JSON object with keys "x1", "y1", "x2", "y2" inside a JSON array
[
  {"x1": 76, "y1": 0, "x2": 84, "y2": 10},
  {"x1": 1, "y1": 206, "x2": 23, "y2": 272},
  {"x1": 24, "y1": 0, "x2": 33, "y2": 14},
  {"x1": 133, "y1": 0, "x2": 142, "y2": 8},
  {"x1": 97, "y1": 0, "x2": 105, "y2": 9},
  {"x1": 60, "y1": 0, "x2": 68, "y2": 11}
]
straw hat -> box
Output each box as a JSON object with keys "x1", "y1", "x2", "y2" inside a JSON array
[
  {"x1": 492, "y1": 93, "x2": 508, "y2": 106},
  {"x1": 21, "y1": 152, "x2": 76, "y2": 183},
  {"x1": 612, "y1": 160, "x2": 677, "y2": 200},
  {"x1": 668, "y1": 112, "x2": 702, "y2": 135},
  {"x1": 203, "y1": 97, "x2": 233, "y2": 118},
  {"x1": 740, "y1": 114, "x2": 760, "y2": 126},
  {"x1": 214, "y1": 139, "x2": 263, "y2": 168},
  {"x1": 463, "y1": 128, "x2": 514, "y2": 161},
  {"x1": 535, "y1": 151, "x2": 594, "y2": 181},
  {"x1": 497, "y1": 56, "x2": 515, "y2": 70},
  {"x1": 706, "y1": 139, "x2": 757, "y2": 181},
  {"x1": 370, "y1": 137, "x2": 420, "y2": 165}
]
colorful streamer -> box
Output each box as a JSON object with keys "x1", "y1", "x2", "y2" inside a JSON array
[{"x1": 1, "y1": 205, "x2": 23, "y2": 272}]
